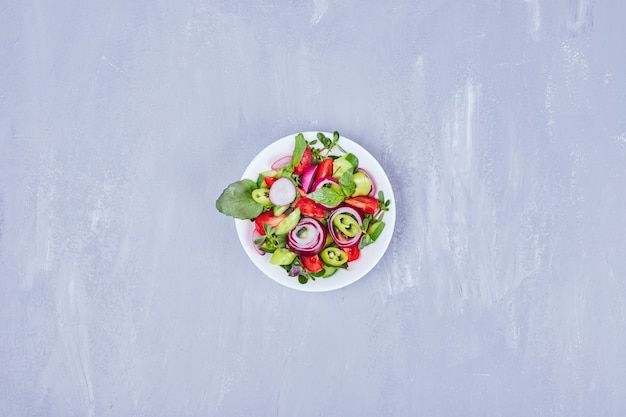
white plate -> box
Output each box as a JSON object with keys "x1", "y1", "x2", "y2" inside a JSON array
[{"x1": 235, "y1": 132, "x2": 395, "y2": 292}]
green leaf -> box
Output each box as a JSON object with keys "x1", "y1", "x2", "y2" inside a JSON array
[
  {"x1": 215, "y1": 179, "x2": 264, "y2": 220},
  {"x1": 256, "y1": 173, "x2": 265, "y2": 188},
  {"x1": 291, "y1": 133, "x2": 307, "y2": 167},
  {"x1": 344, "y1": 153, "x2": 359, "y2": 171},
  {"x1": 332, "y1": 131, "x2": 349, "y2": 153},
  {"x1": 339, "y1": 171, "x2": 356, "y2": 197},
  {"x1": 317, "y1": 132, "x2": 332, "y2": 149},
  {"x1": 263, "y1": 224, "x2": 276, "y2": 235},
  {"x1": 308, "y1": 187, "x2": 345, "y2": 207},
  {"x1": 368, "y1": 220, "x2": 386, "y2": 242},
  {"x1": 298, "y1": 275, "x2": 308, "y2": 284},
  {"x1": 358, "y1": 234, "x2": 373, "y2": 249},
  {"x1": 361, "y1": 216, "x2": 370, "y2": 231}
]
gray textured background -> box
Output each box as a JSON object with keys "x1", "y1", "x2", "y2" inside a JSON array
[{"x1": 2, "y1": 0, "x2": 626, "y2": 416}]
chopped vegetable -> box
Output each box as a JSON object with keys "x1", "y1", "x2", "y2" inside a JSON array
[
  {"x1": 271, "y1": 155, "x2": 292, "y2": 170},
  {"x1": 287, "y1": 218, "x2": 327, "y2": 256},
  {"x1": 328, "y1": 206, "x2": 363, "y2": 248},
  {"x1": 343, "y1": 246, "x2": 360, "y2": 262},
  {"x1": 344, "y1": 196, "x2": 379, "y2": 214},
  {"x1": 332, "y1": 154, "x2": 356, "y2": 179},
  {"x1": 294, "y1": 197, "x2": 326, "y2": 219},
  {"x1": 291, "y1": 133, "x2": 308, "y2": 170},
  {"x1": 301, "y1": 254, "x2": 323, "y2": 273},
  {"x1": 264, "y1": 176, "x2": 278, "y2": 188},
  {"x1": 254, "y1": 211, "x2": 286, "y2": 235},
  {"x1": 270, "y1": 248, "x2": 297, "y2": 265},
  {"x1": 275, "y1": 207, "x2": 301, "y2": 235},
  {"x1": 314, "y1": 158, "x2": 334, "y2": 183},
  {"x1": 320, "y1": 247, "x2": 348, "y2": 267},
  {"x1": 351, "y1": 170, "x2": 372, "y2": 197},
  {"x1": 269, "y1": 177, "x2": 296, "y2": 206},
  {"x1": 301, "y1": 164, "x2": 319, "y2": 193},
  {"x1": 293, "y1": 145, "x2": 312, "y2": 175},
  {"x1": 251, "y1": 188, "x2": 272, "y2": 206}
]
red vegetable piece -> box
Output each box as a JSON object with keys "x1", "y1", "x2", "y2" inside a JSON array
[
  {"x1": 294, "y1": 146, "x2": 312, "y2": 175},
  {"x1": 343, "y1": 246, "x2": 361, "y2": 262},
  {"x1": 314, "y1": 158, "x2": 333, "y2": 183},
  {"x1": 254, "y1": 211, "x2": 287, "y2": 235},
  {"x1": 300, "y1": 164, "x2": 318, "y2": 193},
  {"x1": 264, "y1": 176, "x2": 278, "y2": 187},
  {"x1": 344, "y1": 196, "x2": 379, "y2": 215},
  {"x1": 301, "y1": 254, "x2": 323, "y2": 273},
  {"x1": 294, "y1": 197, "x2": 326, "y2": 219},
  {"x1": 296, "y1": 187, "x2": 307, "y2": 197}
]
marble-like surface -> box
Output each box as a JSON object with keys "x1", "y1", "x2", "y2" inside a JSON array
[{"x1": 1, "y1": 1, "x2": 625, "y2": 416}]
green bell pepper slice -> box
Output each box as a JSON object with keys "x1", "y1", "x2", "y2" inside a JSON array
[
  {"x1": 251, "y1": 188, "x2": 271, "y2": 206},
  {"x1": 320, "y1": 247, "x2": 348, "y2": 267},
  {"x1": 332, "y1": 213, "x2": 360, "y2": 237}
]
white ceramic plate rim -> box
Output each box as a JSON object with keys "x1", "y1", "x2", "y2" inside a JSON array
[{"x1": 235, "y1": 132, "x2": 396, "y2": 292}]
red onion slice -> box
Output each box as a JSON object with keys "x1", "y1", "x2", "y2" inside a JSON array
[
  {"x1": 287, "y1": 218, "x2": 327, "y2": 256},
  {"x1": 252, "y1": 229, "x2": 266, "y2": 256},
  {"x1": 311, "y1": 176, "x2": 339, "y2": 192},
  {"x1": 328, "y1": 206, "x2": 363, "y2": 248},
  {"x1": 310, "y1": 176, "x2": 342, "y2": 209},
  {"x1": 271, "y1": 155, "x2": 292, "y2": 170},
  {"x1": 301, "y1": 164, "x2": 318, "y2": 193}
]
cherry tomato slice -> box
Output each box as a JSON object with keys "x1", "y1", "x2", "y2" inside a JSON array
[
  {"x1": 344, "y1": 196, "x2": 379, "y2": 215},
  {"x1": 301, "y1": 254, "x2": 323, "y2": 273},
  {"x1": 294, "y1": 146, "x2": 312, "y2": 175},
  {"x1": 254, "y1": 211, "x2": 286, "y2": 235},
  {"x1": 314, "y1": 157, "x2": 333, "y2": 183},
  {"x1": 294, "y1": 197, "x2": 326, "y2": 219},
  {"x1": 264, "y1": 176, "x2": 278, "y2": 187},
  {"x1": 343, "y1": 246, "x2": 361, "y2": 262}
]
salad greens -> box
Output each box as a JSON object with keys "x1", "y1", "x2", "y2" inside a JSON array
[
  {"x1": 216, "y1": 131, "x2": 391, "y2": 284},
  {"x1": 215, "y1": 179, "x2": 264, "y2": 220},
  {"x1": 307, "y1": 187, "x2": 344, "y2": 208}
]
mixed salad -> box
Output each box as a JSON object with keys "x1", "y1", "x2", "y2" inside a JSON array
[{"x1": 216, "y1": 131, "x2": 391, "y2": 284}]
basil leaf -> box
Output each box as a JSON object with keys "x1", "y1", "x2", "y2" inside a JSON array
[
  {"x1": 215, "y1": 179, "x2": 264, "y2": 220},
  {"x1": 308, "y1": 187, "x2": 345, "y2": 207},
  {"x1": 291, "y1": 133, "x2": 307, "y2": 167},
  {"x1": 339, "y1": 171, "x2": 356, "y2": 197}
]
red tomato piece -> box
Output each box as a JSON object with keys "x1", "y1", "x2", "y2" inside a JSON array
[
  {"x1": 301, "y1": 254, "x2": 323, "y2": 273},
  {"x1": 344, "y1": 196, "x2": 379, "y2": 215},
  {"x1": 314, "y1": 157, "x2": 333, "y2": 183},
  {"x1": 294, "y1": 197, "x2": 326, "y2": 219},
  {"x1": 343, "y1": 246, "x2": 361, "y2": 262},
  {"x1": 254, "y1": 211, "x2": 286, "y2": 235},
  {"x1": 294, "y1": 146, "x2": 312, "y2": 175},
  {"x1": 264, "y1": 176, "x2": 278, "y2": 187}
]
